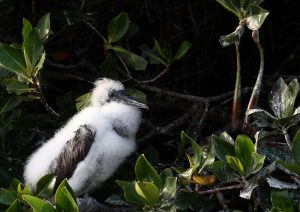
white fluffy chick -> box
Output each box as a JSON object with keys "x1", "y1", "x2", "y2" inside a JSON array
[{"x1": 23, "y1": 78, "x2": 148, "y2": 195}]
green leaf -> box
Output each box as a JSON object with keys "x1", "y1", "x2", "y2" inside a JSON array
[
  {"x1": 292, "y1": 129, "x2": 300, "y2": 164},
  {"x1": 0, "y1": 189, "x2": 17, "y2": 205},
  {"x1": 160, "y1": 168, "x2": 174, "y2": 184},
  {"x1": 181, "y1": 131, "x2": 202, "y2": 167},
  {"x1": 22, "y1": 195, "x2": 56, "y2": 212},
  {"x1": 271, "y1": 190, "x2": 294, "y2": 212},
  {"x1": 75, "y1": 92, "x2": 91, "y2": 111},
  {"x1": 240, "y1": 0, "x2": 252, "y2": 12},
  {"x1": 34, "y1": 51, "x2": 46, "y2": 75},
  {"x1": 115, "y1": 180, "x2": 145, "y2": 205},
  {"x1": 277, "y1": 160, "x2": 300, "y2": 176},
  {"x1": 269, "y1": 78, "x2": 299, "y2": 119},
  {"x1": 198, "y1": 145, "x2": 215, "y2": 173},
  {"x1": 179, "y1": 167, "x2": 194, "y2": 180},
  {"x1": 55, "y1": 179, "x2": 78, "y2": 212},
  {"x1": 108, "y1": 12, "x2": 129, "y2": 43},
  {"x1": 226, "y1": 155, "x2": 245, "y2": 175},
  {"x1": 245, "y1": 108, "x2": 277, "y2": 128},
  {"x1": 0, "y1": 96, "x2": 22, "y2": 116},
  {"x1": 22, "y1": 18, "x2": 32, "y2": 39},
  {"x1": 17, "y1": 183, "x2": 31, "y2": 197},
  {"x1": 23, "y1": 28, "x2": 43, "y2": 68},
  {"x1": 250, "y1": 152, "x2": 265, "y2": 174},
  {"x1": 0, "y1": 44, "x2": 27, "y2": 76},
  {"x1": 135, "y1": 154, "x2": 162, "y2": 189},
  {"x1": 208, "y1": 160, "x2": 241, "y2": 183},
  {"x1": 235, "y1": 134, "x2": 255, "y2": 174},
  {"x1": 277, "y1": 113, "x2": 300, "y2": 129},
  {"x1": 135, "y1": 181, "x2": 160, "y2": 206},
  {"x1": 100, "y1": 53, "x2": 120, "y2": 79},
  {"x1": 124, "y1": 89, "x2": 148, "y2": 105},
  {"x1": 4, "y1": 78, "x2": 35, "y2": 95},
  {"x1": 246, "y1": 5, "x2": 269, "y2": 30},
  {"x1": 6, "y1": 199, "x2": 20, "y2": 212},
  {"x1": 211, "y1": 134, "x2": 235, "y2": 161},
  {"x1": 109, "y1": 46, "x2": 147, "y2": 71},
  {"x1": 219, "y1": 26, "x2": 245, "y2": 47},
  {"x1": 173, "y1": 41, "x2": 192, "y2": 60},
  {"x1": 35, "y1": 174, "x2": 56, "y2": 199},
  {"x1": 153, "y1": 38, "x2": 167, "y2": 60},
  {"x1": 37, "y1": 13, "x2": 51, "y2": 41},
  {"x1": 160, "y1": 177, "x2": 177, "y2": 201},
  {"x1": 216, "y1": 0, "x2": 241, "y2": 17}
]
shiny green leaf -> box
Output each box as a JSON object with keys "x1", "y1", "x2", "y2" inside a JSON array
[
  {"x1": 181, "y1": 131, "x2": 202, "y2": 166},
  {"x1": 277, "y1": 160, "x2": 300, "y2": 176},
  {"x1": 0, "y1": 44, "x2": 27, "y2": 76},
  {"x1": 4, "y1": 78, "x2": 34, "y2": 95},
  {"x1": 22, "y1": 18, "x2": 32, "y2": 39},
  {"x1": 216, "y1": 0, "x2": 240, "y2": 17},
  {"x1": 211, "y1": 134, "x2": 235, "y2": 161},
  {"x1": 135, "y1": 181, "x2": 160, "y2": 206},
  {"x1": 246, "y1": 6, "x2": 269, "y2": 30},
  {"x1": 6, "y1": 199, "x2": 20, "y2": 212},
  {"x1": 199, "y1": 145, "x2": 215, "y2": 173},
  {"x1": 0, "y1": 189, "x2": 17, "y2": 205},
  {"x1": 226, "y1": 155, "x2": 245, "y2": 175},
  {"x1": 108, "y1": 12, "x2": 129, "y2": 43},
  {"x1": 160, "y1": 177, "x2": 177, "y2": 201},
  {"x1": 179, "y1": 167, "x2": 194, "y2": 180},
  {"x1": 246, "y1": 108, "x2": 277, "y2": 128},
  {"x1": 153, "y1": 38, "x2": 167, "y2": 59},
  {"x1": 34, "y1": 51, "x2": 46, "y2": 75},
  {"x1": 135, "y1": 154, "x2": 162, "y2": 189},
  {"x1": 22, "y1": 195, "x2": 56, "y2": 212},
  {"x1": 235, "y1": 134, "x2": 255, "y2": 173},
  {"x1": 219, "y1": 26, "x2": 245, "y2": 47},
  {"x1": 35, "y1": 174, "x2": 56, "y2": 199},
  {"x1": 55, "y1": 179, "x2": 78, "y2": 212},
  {"x1": 271, "y1": 190, "x2": 294, "y2": 212},
  {"x1": 173, "y1": 41, "x2": 192, "y2": 60},
  {"x1": 37, "y1": 13, "x2": 51, "y2": 41},
  {"x1": 23, "y1": 29, "x2": 43, "y2": 68},
  {"x1": 250, "y1": 152, "x2": 265, "y2": 174},
  {"x1": 292, "y1": 129, "x2": 300, "y2": 164},
  {"x1": 269, "y1": 78, "x2": 299, "y2": 119},
  {"x1": 208, "y1": 160, "x2": 241, "y2": 183},
  {"x1": 109, "y1": 46, "x2": 147, "y2": 71},
  {"x1": 277, "y1": 113, "x2": 300, "y2": 129},
  {"x1": 160, "y1": 168, "x2": 173, "y2": 184},
  {"x1": 115, "y1": 180, "x2": 144, "y2": 205}
]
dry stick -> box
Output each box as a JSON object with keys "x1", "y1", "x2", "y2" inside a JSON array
[
  {"x1": 244, "y1": 30, "x2": 264, "y2": 125},
  {"x1": 139, "y1": 66, "x2": 170, "y2": 83},
  {"x1": 194, "y1": 183, "x2": 244, "y2": 195},
  {"x1": 232, "y1": 41, "x2": 241, "y2": 129},
  {"x1": 32, "y1": 78, "x2": 60, "y2": 118}
]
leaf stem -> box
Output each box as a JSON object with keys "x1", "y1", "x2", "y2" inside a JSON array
[
  {"x1": 244, "y1": 30, "x2": 264, "y2": 125},
  {"x1": 232, "y1": 41, "x2": 241, "y2": 129}
]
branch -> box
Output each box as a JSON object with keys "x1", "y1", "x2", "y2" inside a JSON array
[
  {"x1": 196, "y1": 183, "x2": 244, "y2": 195},
  {"x1": 139, "y1": 66, "x2": 170, "y2": 83}
]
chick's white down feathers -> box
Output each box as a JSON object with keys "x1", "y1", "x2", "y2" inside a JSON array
[{"x1": 23, "y1": 78, "x2": 142, "y2": 195}]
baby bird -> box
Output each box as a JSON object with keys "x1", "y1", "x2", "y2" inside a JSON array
[{"x1": 24, "y1": 78, "x2": 148, "y2": 195}]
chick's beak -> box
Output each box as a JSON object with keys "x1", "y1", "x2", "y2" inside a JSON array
[{"x1": 110, "y1": 90, "x2": 149, "y2": 110}]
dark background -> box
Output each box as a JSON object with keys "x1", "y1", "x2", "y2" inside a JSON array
[{"x1": 0, "y1": 0, "x2": 300, "y2": 205}]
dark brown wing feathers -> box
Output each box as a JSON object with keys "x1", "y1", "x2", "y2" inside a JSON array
[{"x1": 51, "y1": 124, "x2": 95, "y2": 188}]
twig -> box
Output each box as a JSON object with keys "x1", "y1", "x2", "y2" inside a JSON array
[
  {"x1": 196, "y1": 183, "x2": 244, "y2": 195},
  {"x1": 138, "y1": 105, "x2": 198, "y2": 142},
  {"x1": 139, "y1": 66, "x2": 170, "y2": 83},
  {"x1": 84, "y1": 22, "x2": 107, "y2": 43},
  {"x1": 139, "y1": 83, "x2": 252, "y2": 104},
  {"x1": 196, "y1": 102, "x2": 209, "y2": 140},
  {"x1": 45, "y1": 58, "x2": 84, "y2": 70},
  {"x1": 32, "y1": 78, "x2": 60, "y2": 118}
]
